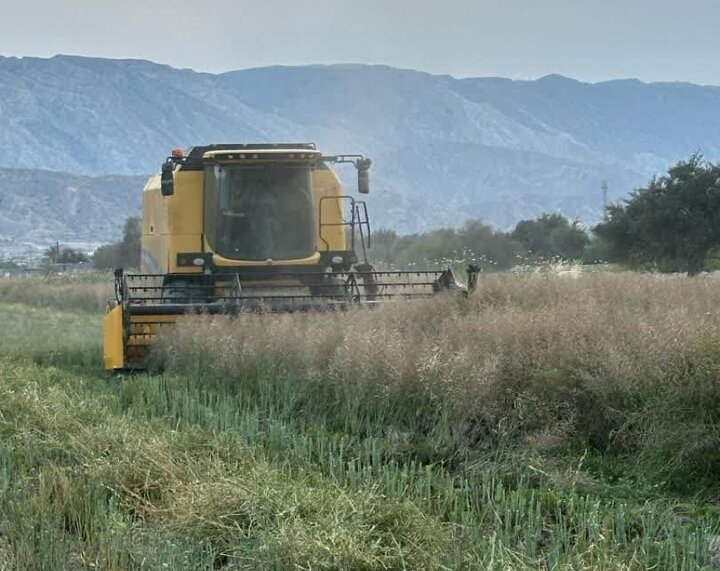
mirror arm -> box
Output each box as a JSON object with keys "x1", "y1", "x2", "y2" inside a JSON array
[
  {"x1": 322, "y1": 154, "x2": 372, "y2": 194},
  {"x1": 321, "y1": 154, "x2": 366, "y2": 165}
]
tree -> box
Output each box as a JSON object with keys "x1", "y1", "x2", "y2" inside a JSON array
[
  {"x1": 43, "y1": 244, "x2": 88, "y2": 265},
  {"x1": 461, "y1": 220, "x2": 524, "y2": 269},
  {"x1": 594, "y1": 155, "x2": 720, "y2": 275},
  {"x1": 369, "y1": 220, "x2": 523, "y2": 270},
  {"x1": 93, "y1": 216, "x2": 141, "y2": 270},
  {"x1": 369, "y1": 229, "x2": 402, "y2": 267},
  {"x1": 0, "y1": 259, "x2": 21, "y2": 270},
  {"x1": 121, "y1": 217, "x2": 141, "y2": 267},
  {"x1": 511, "y1": 213, "x2": 589, "y2": 261}
]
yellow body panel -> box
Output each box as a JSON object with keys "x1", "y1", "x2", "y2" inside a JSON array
[
  {"x1": 142, "y1": 171, "x2": 204, "y2": 274},
  {"x1": 141, "y1": 157, "x2": 349, "y2": 274},
  {"x1": 314, "y1": 167, "x2": 347, "y2": 252},
  {"x1": 103, "y1": 305, "x2": 125, "y2": 370}
]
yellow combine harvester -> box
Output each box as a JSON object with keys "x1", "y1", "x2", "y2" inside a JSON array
[{"x1": 104, "y1": 143, "x2": 474, "y2": 371}]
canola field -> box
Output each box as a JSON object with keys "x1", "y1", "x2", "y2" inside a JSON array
[{"x1": 0, "y1": 271, "x2": 719, "y2": 570}]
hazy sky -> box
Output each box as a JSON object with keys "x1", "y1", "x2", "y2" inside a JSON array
[{"x1": 1, "y1": 0, "x2": 718, "y2": 84}]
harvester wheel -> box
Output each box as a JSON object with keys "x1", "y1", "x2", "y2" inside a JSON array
[
  {"x1": 161, "y1": 281, "x2": 195, "y2": 304},
  {"x1": 310, "y1": 274, "x2": 346, "y2": 301}
]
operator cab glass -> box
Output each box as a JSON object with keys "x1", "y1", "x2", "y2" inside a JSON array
[{"x1": 204, "y1": 164, "x2": 316, "y2": 260}]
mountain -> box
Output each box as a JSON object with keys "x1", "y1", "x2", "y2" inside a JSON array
[
  {"x1": 0, "y1": 168, "x2": 143, "y2": 257},
  {"x1": 1, "y1": 55, "x2": 719, "y2": 253}
]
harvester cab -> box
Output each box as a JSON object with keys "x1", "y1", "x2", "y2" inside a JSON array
[{"x1": 104, "y1": 143, "x2": 475, "y2": 371}]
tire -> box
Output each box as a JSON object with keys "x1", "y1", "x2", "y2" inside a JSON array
[{"x1": 161, "y1": 281, "x2": 198, "y2": 304}]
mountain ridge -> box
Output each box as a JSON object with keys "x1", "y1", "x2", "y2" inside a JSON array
[
  {"x1": 0, "y1": 167, "x2": 144, "y2": 257},
  {"x1": 1, "y1": 55, "x2": 719, "y2": 255}
]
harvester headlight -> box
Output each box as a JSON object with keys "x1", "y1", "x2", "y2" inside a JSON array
[
  {"x1": 192, "y1": 258, "x2": 205, "y2": 266},
  {"x1": 331, "y1": 255, "x2": 344, "y2": 265}
]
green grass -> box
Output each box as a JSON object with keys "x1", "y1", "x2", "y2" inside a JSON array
[
  {"x1": 0, "y1": 272, "x2": 113, "y2": 314},
  {"x1": 0, "y1": 304, "x2": 102, "y2": 369},
  {"x1": 0, "y1": 272, "x2": 719, "y2": 569}
]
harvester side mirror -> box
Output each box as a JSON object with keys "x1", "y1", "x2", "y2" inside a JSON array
[
  {"x1": 160, "y1": 162, "x2": 175, "y2": 196},
  {"x1": 357, "y1": 158, "x2": 371, "y2": 194}
]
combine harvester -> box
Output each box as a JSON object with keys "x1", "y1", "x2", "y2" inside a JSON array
[{"x1": 104, "y1": 143, "x2": 477, "y2": 371}]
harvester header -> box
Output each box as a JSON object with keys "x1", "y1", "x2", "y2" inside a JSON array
[{"x1": 103, "y1": 143, "x2": 475, "y2": 371}]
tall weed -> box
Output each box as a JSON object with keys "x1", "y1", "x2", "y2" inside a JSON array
[
  {"x1": 155, "y1": 272, "x2": 720, "y2": 491},
  {"x1": 0, "y1": 273, "x2": 113, "y2": 313}
]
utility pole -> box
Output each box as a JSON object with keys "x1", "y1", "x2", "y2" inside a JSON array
[{"x1": 601, "y1": 180, "x2": 609, "y2": 220}]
